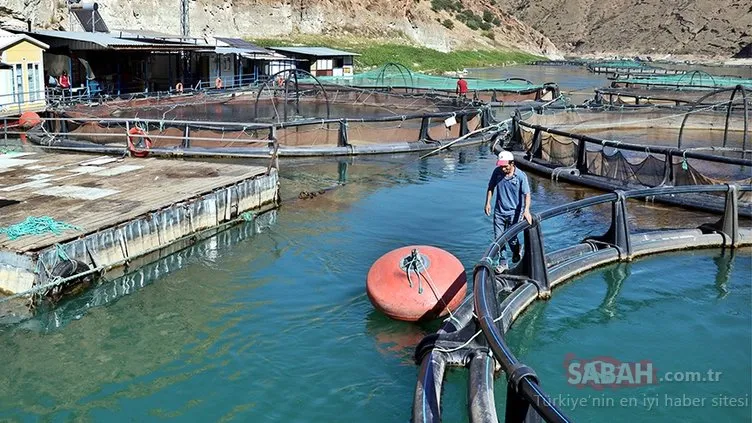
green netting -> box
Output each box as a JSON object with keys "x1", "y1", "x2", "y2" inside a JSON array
[
  {"x1": 302, "y1": 63, "x2": 545, "y2": 92},
  {"x1": 621, "y1": 71, "x2": 752, "y2": 89},
  {"x1": 0, "y1": 216, "x2": 81, "y2": 240},
  {"x1": 588, "y1": 60, "x2": 652, "y2": 69}
]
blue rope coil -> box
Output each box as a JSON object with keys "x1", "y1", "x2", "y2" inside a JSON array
[{"x1": 0, "y1": 216, "x2": 81, "y2": 240}]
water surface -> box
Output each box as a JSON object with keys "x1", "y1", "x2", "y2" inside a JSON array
[{"x1": 0, "y1": 147, "x2": 748, "y2": 421}]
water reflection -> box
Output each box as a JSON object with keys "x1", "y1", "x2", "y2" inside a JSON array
[
  {"x1": 0, "y1": 138, "x2": 745, "y2": 421},
  {"x1": 9, "y1": 211, "x2": 277, "y2": 331},
  {"x1": 713, "y1": 249, "x2": 736, "y2": 299},
  {"x1": 599, "y1": 262, "x2": 630, "y2": 318},
  {"x1": 365, "y1": 310, "x2": 431, "y2": 364}
]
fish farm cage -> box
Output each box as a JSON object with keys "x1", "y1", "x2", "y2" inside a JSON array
[
  {"x1": 413, "y1": 184, "x2": 751, "y2": 422},
  {"x1": 506, "y1": 97, "x2": 751, "y2": 214},
  {"x1": 16, "y1": 105, "x2": 503, "y2": 158}
]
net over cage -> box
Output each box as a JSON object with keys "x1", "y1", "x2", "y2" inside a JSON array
[{"x1": 516, "y1": 107, "x2": 752, "y2": 202}]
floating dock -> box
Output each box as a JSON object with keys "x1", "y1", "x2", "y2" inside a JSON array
[{"x1": 0, "y1": 151, "x2": 279, "y2": 298}]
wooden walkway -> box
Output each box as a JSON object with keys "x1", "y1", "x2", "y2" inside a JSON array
[{"x1": 0, "y1": 152, "x2": 269, "y2": 252}]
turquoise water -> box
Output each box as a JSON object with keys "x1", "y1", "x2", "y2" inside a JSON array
[
  {"x1": 506, "y1": 250, "x2": 752, "y2": 422},
  {"x1": 1, "y1": 64, "x2": 750, "y2": 421},
  {"x1": 0, "y1": 146, "x2": 748, "y2": 421}
]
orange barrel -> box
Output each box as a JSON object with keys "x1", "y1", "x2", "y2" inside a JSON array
[{"x1": 366, "y1": 245, "x2": 467, "y2": 322}]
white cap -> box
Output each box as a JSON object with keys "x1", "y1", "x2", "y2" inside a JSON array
[{"x1": 496, "y1": 150, "x2": 514, "y2": 167}]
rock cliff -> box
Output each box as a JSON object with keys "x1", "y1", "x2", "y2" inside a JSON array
[
  {"x1": 2, "y1": 0, "x2": 748, "y2": 59},
  {"x1": 493, "y1": 0, "x2": 752, "y2": 58},
  {"x1": 0, "y1": 0, "x2": 561, "y2": 58}
]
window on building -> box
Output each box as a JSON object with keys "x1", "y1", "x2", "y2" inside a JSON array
[
  {"x1": 27, "y1": 63, "x2": 40, "y2": 101},
  {"x1": 2, "y1": 70, "x2": 11, "y2": 106},
  {"x1": 14, "y1": 64, "x2": 23, "y2": 103},
  {"x1": 334, "y1": 58, "x2": 344, "y2": 68}
]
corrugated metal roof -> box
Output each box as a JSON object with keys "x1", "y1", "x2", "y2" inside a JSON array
[
  {"x1": 194, "y1": 47, "x2": 303, "y2": 61},
  {"x1": 241, "y1": 53, "x2": 303, "y2": 61},
  {"x1": 215, "y1": 37, "x2": 269, "y2": 54},
  {"x1": 27, "y1": 30, "x2": 143, "y2": 48},
  {"x1": 215, "y1": 46, "x2": 252, "y2": 55},
  {"x1": 21, "y1": 30, "x2": 203, "y2": 51},
  {"x1": 269, "y1": 46, "x2": 360, "y2": 57},
  {"x1": 111, "y1": 29, "x2": 185, "y2": 39}
]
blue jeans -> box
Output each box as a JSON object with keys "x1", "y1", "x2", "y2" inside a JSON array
[{"x1": 493, "y1": 213, "x2": 521, "y2": 258}]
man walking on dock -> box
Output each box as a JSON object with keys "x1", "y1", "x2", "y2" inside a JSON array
[
  {"x1": 456, "y1": 76, "x2": 468, "y2": 98},
  {"x1": 484, "y1": 150, "x2": 532, "y2": 270}
]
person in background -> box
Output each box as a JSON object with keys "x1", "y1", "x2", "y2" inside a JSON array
[
  {"x1": 47, "y1": 73, "x2": 58, "y2": 87},
  {"x1": 484, "y1": 150, "x2": 532, "y2": 270},
  {"x1": 59, "y1": 71, "x2": 70, "y2": 89},
  {"x1": 456, "y1": 75, "x2": 468, "y2": 98}
]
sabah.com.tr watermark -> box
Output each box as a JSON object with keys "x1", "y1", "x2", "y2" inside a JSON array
[{"x1": 564, "y1": 354, "x2": 723, "y2": 389}]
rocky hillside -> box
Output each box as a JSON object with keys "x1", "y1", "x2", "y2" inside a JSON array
[
  {"x1": 0, "y1": 0, "x2": 560, "y2": 58},
  {"x1": 2, "y1": 0, "x2": 748, "y2": 59},
  {"x1": 493, "y1": 0, "x2": 752, "y2": 58}
]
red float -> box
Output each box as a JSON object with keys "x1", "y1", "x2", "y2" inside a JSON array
[
  {"x1": 127, "y1": 127, "x2": 152, "y2": 158},
  {"x1": 366, "y1": 245, "x2": 467, "y2": 322},
  {"x1": 18, "y1": 111, "x2": 42, "y2": 129}
]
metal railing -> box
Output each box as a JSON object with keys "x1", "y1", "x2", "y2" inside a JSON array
[
  {"x1": 472, "y1": 184, "x2": 749, "y2": 422},
  {"x1": 10, "y1": 106, "x2": 497, "y2": 157},
  {"x1": 414, "y1": 184, "x2": 750, "y2": 423},
  {"x1": 515, "y1": 115, "x2": 752, "y2": 181}
]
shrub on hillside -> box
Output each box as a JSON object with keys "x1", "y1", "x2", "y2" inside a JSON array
[{"x1": 431, "y1": 0, "x2": 462, "y2": 12}]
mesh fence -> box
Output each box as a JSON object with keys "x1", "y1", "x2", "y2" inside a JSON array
[
  {"x1": 38, "y1": 107, "x2": 488, "y2": 152},
  {"x1": 617, "y1": 71, "x2": 752, "y2": 89},
  {"x1": 588, "y1": 60, "x2": 651, "y2": 69},
  {"x1": 63, "y1": 87, "x2": 455, "y2": 122},
  {"x1": 295, "y1": 64, "x2": 553, "y2": 101},
  {"x1": 518, "y1": 111, "x2": 752, "y2": 202}
]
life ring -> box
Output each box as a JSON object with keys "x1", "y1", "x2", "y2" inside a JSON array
[
  {"x1": 127, "y1": 127, "x2": 152, "y2": 158},
  {"x1": 214, "y1": 77, "x2": 223, "y2": 89},
  {"x1": 175, "y1": 82, "x2": 184, "y2": 93}
]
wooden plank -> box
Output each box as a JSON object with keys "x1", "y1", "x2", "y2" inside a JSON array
[{"x1": 0, "y1": 151, "x2": 268, "y2": 252}]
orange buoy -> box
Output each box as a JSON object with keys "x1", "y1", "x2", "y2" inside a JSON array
[
  {"x1": 366, "y1": 245, "x2": 467, "y2": 322},
  {"x1": 18, "y1": 111, "x2": 42, "y2": 129},
  {"x1": 127, "y1": 126, "x2": 152, "y2": 158}
]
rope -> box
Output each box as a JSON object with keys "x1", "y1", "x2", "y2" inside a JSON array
[
  {"x1": 0, "y1": 216, "x2": 81, "y2": 240},
  {"x1": 400, "y1": 249, "x2": 457, "y2": 321},
  {"x1": 0, "y1": 146, "x2": 20, "y2": 154},
  {"x1": 419, "y1": 117, "x2": 510, "y2": 160}
]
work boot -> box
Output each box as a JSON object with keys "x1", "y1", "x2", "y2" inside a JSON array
[
  {"x1": 494, "y1": 257, "x2": 508, "y2": 274},
  {"x1": 512, "y1": 245, "x2": 522, "y2": 263}
]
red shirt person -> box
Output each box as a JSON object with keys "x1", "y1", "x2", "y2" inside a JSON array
[
  {"x1": 59, "y1": 71, "x2": 71, "y2": 89},
  {"x1": 456, "y1": 76, "x2": 468, "y2": 97}
]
